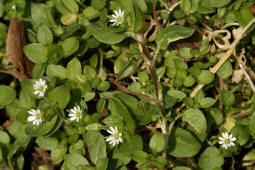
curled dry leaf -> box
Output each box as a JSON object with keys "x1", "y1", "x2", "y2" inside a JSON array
[{"x1": 232, "y1": 69, "x2": 244, "y2": 83}]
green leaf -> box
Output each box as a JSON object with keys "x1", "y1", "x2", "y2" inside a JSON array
[
  {"x1": 23, "y1": 43, "x2": 48, "y2": 63},
  {"x1": 113, "y1": 135, "x2": 143, "y2": 166},
  {"x1": 209, "y1": 108, "x2": 223, "y2": 126},
  {"x1": 0, "y1": 85, "x2": 16, "y2": 108},
  {"x1": 173, "y1": 166, "x2": 192, "y2": 170},
  {"x1": 62, "y1": 0, "x2": 79, "y2": 13},
  {"x1": 134, "y1": 6, "x2": 144, "y2": 33},
  {"x1": 182, "y1": 108, "x2": 207, "y2": 133},
  {"x1": 31, "y1": 3, "x2": 52, "y2": 27},
  {"x1": 149, "y1": 133, "x2": 165, "y2": 153},
  {"x1": 60, "y1": 37, "x2": 79, "y2": 57},
  {"x1": 234, "y1": 7, "x2": 254, "y2": 27},
  {"x1": 84, "y1": 65, "x2": 96, "y2": 81},
  {"x1": 25, "y1": 115, "x2": 58, "y2": 137},
  {"x1": 0, "y1": 130, "x2": 10, "y2": 145},
  {"x1": 35, "y1": 136, "x2": 58, "y2": 150},
  {"x1": 32, "y1": 63, "x2": 47, "y2": 79},
  {"x1": 60, "y1": 13, "x2": 78, "y2": 25},
  {"x1": 109, "y1": 98, "x2": 136, "y2": 134},
  {"x1": 248, "y1": 114, "x2": 255, "y2": 138},
  {"x1": 51, "y1": 139, "x2": 67, "y2": 164},
  {"x1": 119, "y1": 0, "x2": 135, "y2": 31},
  {"x1": 132, "y1": 150, "x2": 148, "y2": 164},
  {"x1": 198, "y1": 70, "x2": 214, "y2": 84},
  {"x1": 231, "y1": 125, "x2": 250, "y2": 146},
  {"x1": 84, "y1": 131, "x2": 106, "y2": 164},
  {"x1": 46, "y1": 64, "x2": 66, "y2": 79},
  {"x1": 83, "y1": 7, "x2": 100, "y2": 20},
  {"x1": 199, "y1": 38, "x2": 210, "y2": 55},
  {"x1": 198, "y1": 147, "x2": 224, "y2": 170},
  {"x1": 37, "y1": 24, "x2": 53, "y2": 45},
  {"x1": 199, "y1": 97, "x2": 216, "y2": 108},
  {"x1": 132, "y1": 0, "x2": 147, "y2": 13},
  {"x1": 184, "y1": 75, "x2": 195, "y2": 87},
  {"x1": 66, "y1": 57, "x2": 82, "y2": 82},
  {"x1": 0, "y1": 1, "x2": 4, "y2": 18},
  {"x1": 242, "y1": 149, "x2": 255, "y2": 166},
  {"x1": 69, "y1": 140, "x2": 85, "y2": 155},
  {"x1": 156, "y1": 25, "x2": 195, "y2": 50},
  {"x1": 180, "y1": 0, "x2": 191, "y2": 14},
  {"x1": 64, "y1": 153, "x2": 89, "y2": 167},
  {"x1": 209, "y1": 0, "x2": 231, "y2": 8},
  {"x1": 216, "y1": 60, "x2": 232, "y2": 79},
  {"x1": 168, "y1": 127, "x2": 201, "y2": 157},
  {"x1": 167, "y1": 90, "x2": 187, "y2": 102},
  {"x1": 92, "y1": 0, "x2": 106, "y2": 10},
  {"x1": 114, "y1": 92, "x2": 139, "y2": 117},
  {"x1": 48, "y1": 86, "x2": 70, "y2": 109},
  {"x1": 220, "y1": 90, "x2": 235, "y2": 106},
  {"x1": 89, "y1": 24, "x2": 127, "y2": 44}
]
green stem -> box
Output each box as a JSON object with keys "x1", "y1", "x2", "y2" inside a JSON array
[{"x1": 162, "y1": 115, "x2": 182, "y2": 158}]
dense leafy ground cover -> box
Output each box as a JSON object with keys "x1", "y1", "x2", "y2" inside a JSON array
[{"x1": 0, "y1": 0, "x2": 255, "y2": 169}]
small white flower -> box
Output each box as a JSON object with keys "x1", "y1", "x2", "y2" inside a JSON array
[
  {"x1": 33, "y1": 78, "x2": 47, "y2": 97},
  {"x1": 27, "y1": 109, "x2": 42, "y2": 126},
  {"x1": 105, "y1": 126, "x2": 123, "y2": 147},
  {"x1": 218, "y1": 132, "x2": 237, "y2": 149},
  {"x1": 109, "y1": 9, "x2": 125, "y2": 26},
  {"x1": 69, "y1": 106, "x2": 83, "y2": 122}
]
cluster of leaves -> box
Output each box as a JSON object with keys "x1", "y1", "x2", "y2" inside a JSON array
[{"x1": 0, "y1": 0, "x2": 255, "y2": 169}]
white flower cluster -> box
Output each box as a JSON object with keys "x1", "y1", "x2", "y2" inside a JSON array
[
  {"x1": 33, "y1": 78, "x2": 47, "y2": 97},
  {"x1": 109, "y1": 9, "x2": 125, "y2": 26},
  {"x1": 218, "y1": 132, "x2": 237, "y2": 149},
  {"x1": 27, "y1": 109, "x2": 42, "y2": 126},
  {"x1": 105, "y1": 126, "x2": 123, "y2": 147},
  {"x1": 69, "y1": 105, "x2": 83, "y2": 122}
]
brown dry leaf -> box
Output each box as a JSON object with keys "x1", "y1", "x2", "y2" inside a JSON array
[
  {"x1": 5, "y1": 18, "x2": 34, "y2": 79},
  {"x1": 232, "y1": 69, "x2": 244, "y2": 83}
]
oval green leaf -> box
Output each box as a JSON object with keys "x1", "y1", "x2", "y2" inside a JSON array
[
  {"x1": 156, "y1": 25, "x2": 195, "y2": 50},
  {"x1": 182, "y1": 108, "x2": 207, "y2": 133},
  {"x1": 168, "y1": 127, "x2": 201, "y2": 157}
]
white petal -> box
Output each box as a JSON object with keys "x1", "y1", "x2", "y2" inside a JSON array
[
  {"x1": 110, "y1": 19, "x2": 116, "y2": 23},
  {"x1": 28, "y1": 110, "x2": 36, "y2": 115},
  {"x1": 229, "y1": 134, "x2": 233, "y2": 139},
  {"x1": 69, "y1": 113, "x2": 76, "y2": 117},
  {"x1": 33, "y1": 120, "x2": 37, "y2": 125},
  {"x1": 119, "y1": 137, "x2": 123, "y2": 143},
  {"x1": 106, "y1": 129, "x2": 114, "y2": 135},
  {"x1": 109, "y1": 139, "x2": 115, "y2": 144},
  {"x1": 231, "y1": 137, "x2": 237, "y2": 141},
  {"x1": 106, "y1": 136, "x2": 114, "y2": 142},
  {"x1": 39, "y1": 92, "x2": 44, "y2": 97},
  {"x1": 222, "y1": 144, "x2": 228, "y2": 149},
  {"x1": 70, "y1": 117, "x2": 77, "y2": 121},
  {"x1": 222, "y1": 132, "x2": 228, "y2": 139},
  {"x1": 114, "y1": 10, "x2": 118, "y2": 16},
  {"x1": 28, "y1": 116, "x2": 36, "y2": 122},
  {"x1": 218, "y1": 137, "x2": 224, "y2": 141},
  {"x1": 230, "y1": 142, "x2": 235, "y2": 146},
  {"x1": 110, "y1": 126, "x2": 116, "y2": 133},
  {"x1": 112, "y1": 140, "x2": 117, "y2": 147},
  {"x1": 218, "y1": 141, "x2": 224, "y2": 144},
  {"x1": 34, "y1": 91, "x2": 40, "y2": 95},
  {"x1": 114, "y1": 126, "x2": 118, "y2": 133}
]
